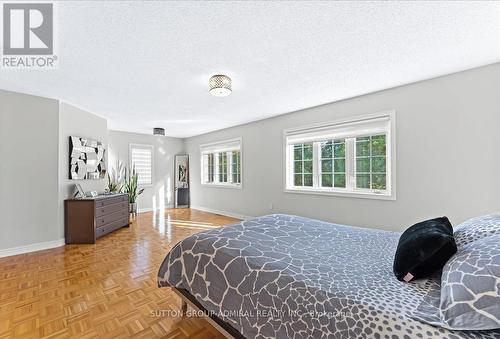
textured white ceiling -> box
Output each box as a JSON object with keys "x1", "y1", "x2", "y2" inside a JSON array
[{"x1": 1, "y1": 1, "x2": 499, "y2": 137}]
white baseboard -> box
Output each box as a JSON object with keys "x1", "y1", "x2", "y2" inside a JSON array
[
  {"x1": 190, "y1": 205, "x2": 254, "y2": 221},
  {"x1": 138, "y1": 204, "x2": 174, "y2": 213},
  {"x1": 0, "y1": 238, "x2": 65, "y2": 258}
]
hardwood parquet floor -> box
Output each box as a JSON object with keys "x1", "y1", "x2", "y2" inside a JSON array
[{"x1": 0, "y1": 209, "x2": 240, "y2": 339}]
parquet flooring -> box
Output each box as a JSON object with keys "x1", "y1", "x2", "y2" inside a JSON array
[{"x1": 0, "y1": 209, "x2": 240, "y2": 338}]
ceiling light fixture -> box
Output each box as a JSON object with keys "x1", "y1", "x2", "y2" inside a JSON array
[
  {"x1": 153, "y1": 127, "x2": 165, "y2": 136},
  {"x1": 209, "y1": 74, "x2": 232, "y2": 97}
]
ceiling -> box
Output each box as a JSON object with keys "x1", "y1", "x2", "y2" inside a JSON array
[{"x1": 1, "y1": 1, "x2": 499, "y2": 138}]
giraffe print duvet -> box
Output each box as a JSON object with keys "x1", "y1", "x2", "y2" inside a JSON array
[{"x1": 157, "y1": 214, "x2": 500, "y2": 339}]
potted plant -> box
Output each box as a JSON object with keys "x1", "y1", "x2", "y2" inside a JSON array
[
  {"x1": 123, "y1": 165, "x2": 144, "y2": 216},
  {"x1": 107, "y1": 161, "x2": 124, "y2": 193}
]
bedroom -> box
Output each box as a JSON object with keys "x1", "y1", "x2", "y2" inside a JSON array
[{"x1": 0, "y1": 1, "x2": 499, "y2": 338}]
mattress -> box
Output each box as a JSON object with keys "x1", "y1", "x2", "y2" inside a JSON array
[{"x1": 157, "y1": 214, "x2": 500, "y2": 338}]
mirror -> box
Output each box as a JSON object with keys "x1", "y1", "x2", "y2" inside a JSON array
[
  {"x1": 174, "y1": 154, "x2": 190, "y2": 208},
  {"x1": 69, "y1": 136, "x2": 106, "y2": 180}
]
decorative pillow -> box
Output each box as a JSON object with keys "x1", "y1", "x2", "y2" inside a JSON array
[
  {"x1": 454, "y1": 214, "x2": 500, "y2": 248},
  {"x1": 439, "y1": 234, "x2": 500, "y2": 330},
  {"x1": 393, "y1": 217, "x2": 457, "y2": 282}
]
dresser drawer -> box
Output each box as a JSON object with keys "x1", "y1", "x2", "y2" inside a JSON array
[
  {"x1": 96, "y1": 218, "x2": 128, "y2": 238},
  {"x1": 95, "y1": 195, "x2": 128, "y2": 208},
  {"x1": 96, "y1": 201, "x2": 127, "y2": 217},
  {"x1": 96, "y1": 210, "x2": 128, "y2": 227}
]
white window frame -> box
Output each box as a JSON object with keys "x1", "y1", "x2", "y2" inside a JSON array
[
  {"x1": 200, "y1": 137, "x2": 242, "y2": 189},
  {"x1": 283, "y1": 110, "x2": 396, "y2": 200},
  {"x1": 129, "y1": 143, "x2": 154, "y2": 187}
]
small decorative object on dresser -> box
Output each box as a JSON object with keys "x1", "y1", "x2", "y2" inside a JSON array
[
  {"x1": 74, "y1": 183, "x2": 86, "y2": 198},
  {"x1": 107, "y1": 161, "x2": 125, "y2": 193},
  {"x1": 64, "y1": 193, "x2": 129, "y2": 244}
]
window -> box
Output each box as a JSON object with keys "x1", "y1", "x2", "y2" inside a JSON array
[
  {"x1": 320, "y1": 139, "x2": 346, "y2": 188},
  {"x1": 356, "y1": 135, "x2": 387, "y2": 190},
  {"x1": 218, "y1": 152, "x2": 228, "y2": 182},
  {"x1": 231, "y1": 150, "x2": 241, "y2": 184},
  {"x1": 205, "y1": 153, "x2": 215, "y2": 183},
  {"x1": 285, "y1": 111, "x2": 395, "y2": 199},
  {"x1": 293, "y1": 143, "x2": 313, "y2": 187},
  {"x1": 201, "y1": 138, "x2": 242, "y2": 188},
  {"x1": 129, "y1": 144, "x2": 153, "y2": 186}
]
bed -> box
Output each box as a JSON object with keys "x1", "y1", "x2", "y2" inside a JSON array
[{"x1": 157, "y1": 214, "x2": 500, "y2": 338}]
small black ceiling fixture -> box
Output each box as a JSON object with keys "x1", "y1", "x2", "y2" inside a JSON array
[{"x1": 153, "y1": 127, "x2": 165, "y2": 136}]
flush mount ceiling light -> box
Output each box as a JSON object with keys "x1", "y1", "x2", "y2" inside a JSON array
[
  {"x1": 209, "y1": 74, "x2": 232, "y2": 97},
  {"x1": 153, "y1": 127, "x2": 165, "y2": 136}
]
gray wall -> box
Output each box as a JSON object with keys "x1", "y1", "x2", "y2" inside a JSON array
[
  {"x1": 0, "y1": 90, "x2": 60, "y2": 249},
  {"x1": 58, "y1": 102, "x2": 109, "y2": 239},
  {"x1": 0, "y1": 63, "x2": 498, "y2": 252},
  {"x1": 0, "y1": 92, "x2": 182, "y2": 252},
  {"x1": 108, "y1": 130, "x2": 184, "y2": 212},
  {"x1": 185, "y1": 63, "x2": 500, "y2": 231}
]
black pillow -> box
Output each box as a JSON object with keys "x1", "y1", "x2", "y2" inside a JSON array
[{"x1": 393, "y1": 217, "x2": 457, "y2": 282}]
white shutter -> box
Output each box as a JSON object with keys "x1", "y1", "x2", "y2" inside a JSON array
[
  {"x1": 130, "y1": 144, "x2": 153, "y2": 186},
  {"x1": 285, "y1": 114, "x2": 391, "y2": 145},
  {"x1": 200, "y1": 138, "x2": 241, "y2": 154}
]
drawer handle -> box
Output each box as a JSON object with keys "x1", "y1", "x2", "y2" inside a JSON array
[{"x1": 101, "y1": 219, "x2": 105, "y2": 223}]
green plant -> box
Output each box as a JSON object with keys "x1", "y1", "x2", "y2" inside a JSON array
[
  {"x1": 107, "y1": 161, "x2": 124, "y2": 193},
  {"x1": 123, "y1": 165, "x2": 145, "y2": 203}
]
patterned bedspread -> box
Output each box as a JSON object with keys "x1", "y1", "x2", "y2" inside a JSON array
[{"x1": 157, "y1": 214, "x2": 499, "y2": 339}]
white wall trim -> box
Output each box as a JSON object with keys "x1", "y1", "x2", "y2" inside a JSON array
[
  {"x1": 284, "y1": 187, "x2": 396, "y2": 200},
  {"x1": 0, "y1": 239, "x2": 65, "y2": 258},
  {"x1": 200, "y1": 183, "x2": 243, "y2": 190},
  {"x1": 190, "y1": 205, "x2": 254, "y2": 221},
  {"x1": 137, "y1": 204, "x2": 175, "y2": 213}
]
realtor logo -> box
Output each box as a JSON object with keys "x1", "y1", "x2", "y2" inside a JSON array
[{"x1": 2, "y1": 2, "x2": 57, "y2": 68}]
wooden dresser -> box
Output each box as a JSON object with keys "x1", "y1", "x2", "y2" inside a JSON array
[{"x1": 65, "y1": 193, "x2": 129, "y2": 244}]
